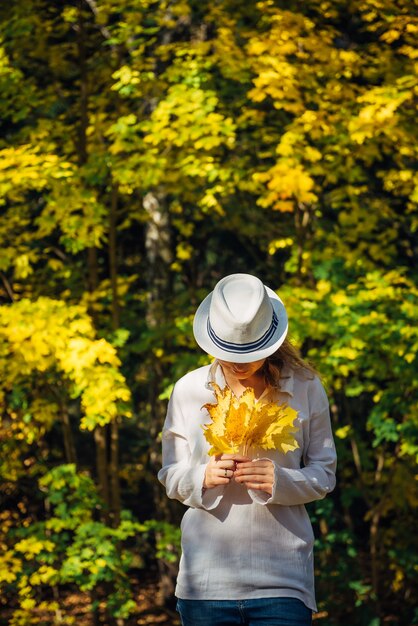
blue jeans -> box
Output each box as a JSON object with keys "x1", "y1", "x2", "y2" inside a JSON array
[{"x1": 176, "y1": 597, "x2": 312, "y2": 626}]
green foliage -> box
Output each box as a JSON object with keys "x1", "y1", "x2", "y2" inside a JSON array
[
  {"x1": 0, "y1": 464, "x2": 153, "y2": 623},
  {"x1": 286, "y1": 270, "x2": 418, "y2": 624},
  {"x1": 142, "y1": 520, "x2": 182, "y2": 565}
]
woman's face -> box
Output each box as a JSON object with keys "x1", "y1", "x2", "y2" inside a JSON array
[{"x1": 217, "y1": 358, "x2": 266, "y2": 381}]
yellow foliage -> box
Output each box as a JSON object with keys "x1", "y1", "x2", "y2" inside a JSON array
[
  {"x1": 0, "y1": 550, "x2": 22, "y2": 584},
  {"x1": 29, "y1": 565, "x2": 58, "y2": 586},
  {"x1": 14, "y1": 537, "x2": 55, "y2": 558},
  {"x1": 335, "y1": 425, "x2": 352, "y2": 440},
  {"x1": 349, "y1": 84, "x2": 413, "y2": 144},
  {"x1": 0, "y1": 145, "x2": 73, "y2": 202},
  {"x1": 141, "y1": 83, "x2": 236, "y2": 150},
  {"x1": 202, "y1": 383, "x2": 299, "y2": 456},
  {"x1": 111, "y1": 66, "x2": 141, "y2": 92},
  {"x1": 331, "y1": 347, "x2": 359, "y2": 361},
  {"x1": 211, "y1": 17, "x2": 250, "y2": 81},
  {"x1": 331, "y1": 293, "x2": 349, "y2": 306},
  {"x1": 19, "y1": 597, "x2": 36, "y2": 611},
  {"x1": 268, "y1": 238, "x2": 294, "y2": 255},
  {"x1": 176, "y1": 242, "x2": 193, "y2": 261},
  {"x1": 391, "y1": 568, "x2": 405, "y2": 593},
  {"x1": 0, "y1": 298, "x2": 132, "y2": 434},
  {"x1": 254, "y1": 160, "x2": 317, "y2": 209}
]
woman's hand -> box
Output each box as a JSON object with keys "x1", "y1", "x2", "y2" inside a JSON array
[
  {"x1": 234, "y1": 459, "x2": 275, "y2": 495},
  {"x1": 203, "y1": 454, "x2": 249, "y2": 489}
]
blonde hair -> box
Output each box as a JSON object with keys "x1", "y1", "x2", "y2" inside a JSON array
[{"x1": 262, "y1": 338, "x2": 318, "y2": 388}]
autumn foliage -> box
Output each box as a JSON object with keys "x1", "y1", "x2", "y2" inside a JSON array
[
  {"x1": 0, "y1": 0, "x2": 417, "y2": 625},
  {"x1": 203, "y1": 383, "x2": 299, "y2": 457}
]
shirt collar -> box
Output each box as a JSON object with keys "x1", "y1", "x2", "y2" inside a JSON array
[
  {"x1": 277, "y1": 365, "x2": 295, "y2": 397},
  {"x1": 205, "y1": 360, "x2": 225, "y2": 389},
  {"x1": 205, "y1": 360, "x2": 295, "y2": 397}
]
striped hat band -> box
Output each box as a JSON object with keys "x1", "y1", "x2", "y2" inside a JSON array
[{"x1": 207, "y1": 310, "x2": 279, "y2": 355}]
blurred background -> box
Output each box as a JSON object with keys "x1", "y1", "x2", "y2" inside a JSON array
[{"x1": 0, "y1": 1, "x2": 417, "y2": 624}]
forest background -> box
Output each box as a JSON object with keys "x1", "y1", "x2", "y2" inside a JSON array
[{"x1": 0, "y1": 1, "x2": 417, "y2": 625}]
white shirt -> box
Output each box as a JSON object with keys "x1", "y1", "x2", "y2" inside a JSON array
[{"x1": 158, "y1": 361, "x2": 337, "y2": 611}]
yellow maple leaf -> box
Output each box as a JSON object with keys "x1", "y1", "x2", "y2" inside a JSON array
[
  {"x1": 202, "y1": 384, "x2": 299, "y2": 456},
  {"x1": 203, "y1": 383, "x2": 233, "y2": 437}
]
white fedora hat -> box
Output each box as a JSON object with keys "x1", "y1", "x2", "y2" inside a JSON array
[{"x1": 193, "y1": 273, "x2": 288, "y2": 363}]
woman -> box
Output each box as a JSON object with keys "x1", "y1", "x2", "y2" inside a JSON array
[{"x1": 158, "y1": 273, "x2": 336, "y2": 626}]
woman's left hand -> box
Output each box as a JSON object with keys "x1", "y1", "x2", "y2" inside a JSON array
[{"x1": 234, "y1": 459, "x2": 275, "y2": 495}]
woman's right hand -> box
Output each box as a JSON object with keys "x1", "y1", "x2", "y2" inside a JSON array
[{"x1": 203, "y1": 454, "x2": 250, "y2": 489}]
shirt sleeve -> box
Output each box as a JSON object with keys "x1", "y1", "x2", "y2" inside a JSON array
[
  {"x1": 250, "y1": 379, "x2": 337, "y2": 506},
  {"x1": 271, "y1": 407, "x2": 336, "y2": 505},
  {"x1": 157, "y1": 383, "x2": 226, "y2": 510}
]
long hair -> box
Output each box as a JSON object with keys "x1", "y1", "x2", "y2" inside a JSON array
[{"x1": 262, "y1": 338, "x2": 318, "y2": 388}]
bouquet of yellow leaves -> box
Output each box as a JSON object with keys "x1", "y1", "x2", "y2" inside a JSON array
[{"x1": 202, "y1": 383, "x2": 299, "y2": 457}]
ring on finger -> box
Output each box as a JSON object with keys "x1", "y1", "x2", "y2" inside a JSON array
[{"x1": 224, "y1": 468, "x2": 228, "y2": 477}]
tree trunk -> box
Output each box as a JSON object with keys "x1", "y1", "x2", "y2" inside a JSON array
[
  {"x1": 109, "y1": 183, "x2": 120, "y2": 330},
  {"x1": 75, "y1": 4, "x2": 119, "y2": 624},
  {"x1": 77, "y1": 0, "x2": 88, "y2": 167},
  {"x1": 76, "y1": 0, "x2": 113, "y2": 530},
  {"x1": 294, "y1": 202, "x2": 315, "y2": 285},
  {"x1": 143, "y1": 191, "x2": 176, "y2": 604},
  {"x1": 369, "y1": 452, "x2": 384, "y2": 617},
  {"x1": 60, "y1": 405, "x2": 77, "y2": 466},
  {"x1": 108, "y1": 183, "x2": 122, "y2": 528},
  {"x1": 94, "y1": 425, "x2": 110, "y2": 523}
]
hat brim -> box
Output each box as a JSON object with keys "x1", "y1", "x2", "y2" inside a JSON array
[{"x1": 193, "y1": 285, "x2": 288, "y2": 363}]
